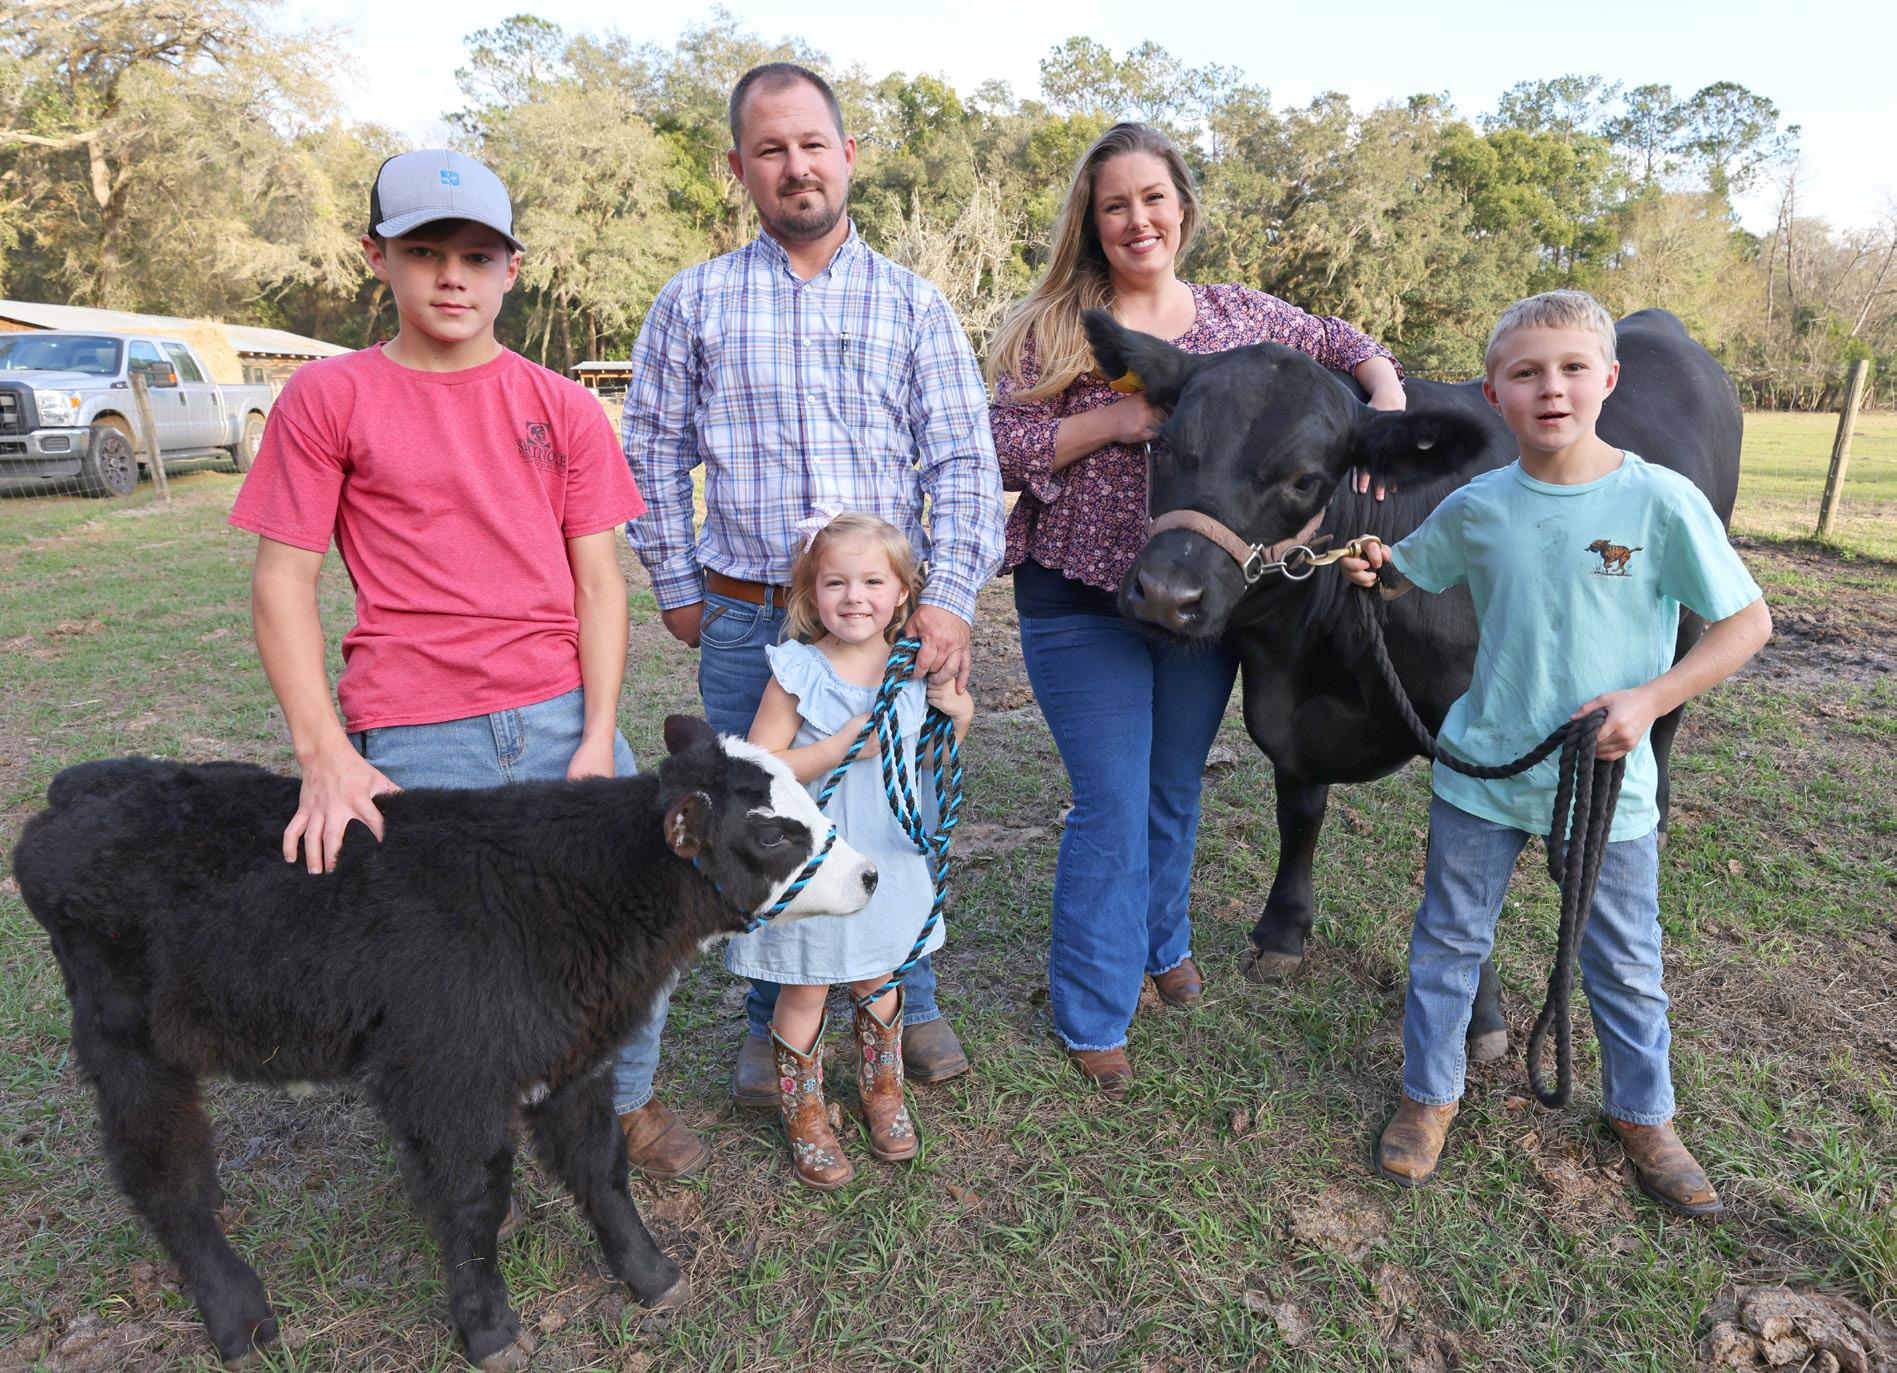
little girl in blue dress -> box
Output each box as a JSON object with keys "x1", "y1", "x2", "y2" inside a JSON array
[{"x1": 725, "y1": 511, "x2": 973, "y2": 1190}]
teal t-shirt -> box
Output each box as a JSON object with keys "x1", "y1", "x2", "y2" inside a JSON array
[{"x1": 1390, "y1": 452, "x2": 1761, "y2": 840}]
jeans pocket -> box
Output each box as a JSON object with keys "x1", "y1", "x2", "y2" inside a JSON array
[{"x1": 699, "y1": 599, "x2": 764, "y2": 649}]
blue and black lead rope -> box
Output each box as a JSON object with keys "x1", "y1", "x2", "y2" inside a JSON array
[{"x1": 701, "y1": 637, "x2": 963, "y2": 1007}]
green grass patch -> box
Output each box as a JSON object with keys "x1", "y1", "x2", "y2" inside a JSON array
[
  {"x1": 1736, "y1": 410, "x2": 1897, "y2": 559},
  {"x1": 1, "y1": 476, "x2": 1892, "y2": 1370}
]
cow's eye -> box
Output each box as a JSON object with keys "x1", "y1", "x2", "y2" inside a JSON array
[
  {"x1": 756, "y1": 828, "x2": 790, "y2": 849},
  {"x1": 1293, "y1": 472, "x2": 1325, "y2": 493}
]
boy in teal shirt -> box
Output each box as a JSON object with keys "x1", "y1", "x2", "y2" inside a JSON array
[{"x1": 1344, "y1": 289, "x2": 1771, "y2": 1217}]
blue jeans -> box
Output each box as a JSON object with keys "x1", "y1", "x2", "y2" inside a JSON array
[
  {"x1": 1018, "y1": 609, "x2": 1239, "y2": 1051},
  {"x1": 1404, "y1": 794, "x2": 1674, "y2": 1123},
  {"x1": 695, "y1": 588, "x2": 942, "y2": 1036},
  {"x1": 351, "y1": 686, "x2": 670, "y2": 1115}
]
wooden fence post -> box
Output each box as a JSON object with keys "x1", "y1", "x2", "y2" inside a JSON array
[
  {"x1": 129, "y1": 373, "x2": 169, "y2": 502},
  {"x1": 1816, "y1": 358, "x2": 1870, "y2": 539}
]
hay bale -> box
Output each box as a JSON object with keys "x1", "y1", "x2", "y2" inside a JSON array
[{"x1": 171, "y1": 323, "x2": 246, "y2": 384}]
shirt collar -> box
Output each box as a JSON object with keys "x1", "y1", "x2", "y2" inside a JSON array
[{"x1": 752, "y1": 220, "x2": 862, "y2": 280}]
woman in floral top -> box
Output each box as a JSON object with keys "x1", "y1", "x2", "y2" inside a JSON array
[{"x1": 987, "y1": 122, "x2": 1406, "y2": 1099}]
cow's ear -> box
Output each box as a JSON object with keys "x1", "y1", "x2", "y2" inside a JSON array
[
  {"x1": 663, "y1": 715, "x2": 716, "y2": 756},
  {"x1": 663, "y1": 791, "x2": 713, "y2": 858},
  {"x1": 1082, "y1": 308, "x2": 1196, "y2": 408},
  {"x1": 1348, "y1": 408, "x2": 1490, "y2": 485}
]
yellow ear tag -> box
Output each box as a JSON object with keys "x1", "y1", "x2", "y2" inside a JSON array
[{"x1": 1108, "y1": 368, "x2": 1146, "y2": 394}]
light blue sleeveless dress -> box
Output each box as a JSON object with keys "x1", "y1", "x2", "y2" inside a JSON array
[{"x1": 723, "y1": 640, "x2": 945, "y2": 984}]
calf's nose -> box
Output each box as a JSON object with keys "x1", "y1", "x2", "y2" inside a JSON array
[
  {"x1": 1131, "y1": 567, "x2": 1204, "y2": 633},
  {"x1": 860, "y1": 865, "x2": 879, "y2": 897}
]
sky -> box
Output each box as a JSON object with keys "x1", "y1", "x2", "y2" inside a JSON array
[{"x1": 285, "y1": 0, "x2": 1897, "y2": 236}]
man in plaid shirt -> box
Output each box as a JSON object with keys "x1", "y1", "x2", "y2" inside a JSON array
[{"x1": 623, "y1": 62, "x2": 1005, "y2": 1121}]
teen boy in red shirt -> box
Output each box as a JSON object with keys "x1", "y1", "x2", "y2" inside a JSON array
[{"x1": 230, "y1": 149, "x2": 706, "y2": 1182}]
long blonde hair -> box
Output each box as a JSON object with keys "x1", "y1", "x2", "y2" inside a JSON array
[
  {"x1": 987, "y1": 123, "x2": 1202, "y2": 402},
  {"x1": 783, "y1": 512, "x2": 922, "y2": 646}
]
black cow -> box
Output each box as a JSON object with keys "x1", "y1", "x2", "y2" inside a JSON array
[
  {"x1": 13, "y1": 718, "x2": 876, "y2": 1370},
  {"x1": 1085, "y1": 308, "x2": 1740, "y2": 1056}
]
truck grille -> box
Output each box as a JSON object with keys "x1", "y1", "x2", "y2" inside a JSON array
[{"x1": 0, "y1": 384, "x2": 32, "y2": 436}]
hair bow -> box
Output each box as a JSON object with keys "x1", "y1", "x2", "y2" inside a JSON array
[{"x1": 793, "y1": 502, "x2": 846, "y2": 552}]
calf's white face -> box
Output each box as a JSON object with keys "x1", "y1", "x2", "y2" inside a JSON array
[{"x1": 716, "y1": 737, "x2": 878, "y2": 922}]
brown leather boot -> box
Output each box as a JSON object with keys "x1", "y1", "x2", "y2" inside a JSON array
[
  {"x1": 731, "y1": 1033, "x2": 778, "y2": 1114},
  {"x1": 774, "y1": 1021, "x2": 853, "y2": 1191},
  {"x1": 853, "y1": 992, "x2": 919, "y2": 1162},
  {"x1": 1609, "y1": 1118, "x2": 1725, "y2": 1219},
  {"x1": 901, "y1": 1017, "x2": 971, "y2": 1084},
  {"x1": 1068, "y1": 1047, "x2": 1133, "y2": 1100},
  {"x1": 1375, "y1": 1096, "x2": 1457, "y2": 1187},
  {"x1": 618, "y1": 1099, "x2": 709, "y2": 1183},
  {"x1": 1152, "y1": 957, "x2": 1205, "y2": 1008}
]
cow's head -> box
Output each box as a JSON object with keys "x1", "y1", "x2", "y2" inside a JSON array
[
  {"x1": 657, "y1": 715, "x2": 877, "y2": 928},
  {"x1": 1083, "y1": 310, "x2": 1488, "y2": 639}
]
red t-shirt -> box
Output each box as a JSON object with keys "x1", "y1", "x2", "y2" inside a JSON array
[{"x1": 230, "y1": 344, "x2": 646, "y2": 732}]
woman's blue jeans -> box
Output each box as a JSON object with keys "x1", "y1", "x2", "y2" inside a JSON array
[
  {"x1": 1018, "y1": 609, "x2": 1238, "y2": 1051},
  {"x1": 351, "y1": 687, "x2": 669, "y2": 1116},
  {"x1": 694, "y1": 588, "x2": 941, "y2": 1036},
  {"x1": 1404, "y1": 795, "x2": 1674, "y2": 1123}
]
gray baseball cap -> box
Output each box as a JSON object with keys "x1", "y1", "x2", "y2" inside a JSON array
[{"x1": 369, "y1": 149, "x2": 524, "y2": 251}]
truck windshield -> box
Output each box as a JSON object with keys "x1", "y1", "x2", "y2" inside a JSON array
[{"x1": 0, "y1": 335, "x2": 123, "y2": 375}]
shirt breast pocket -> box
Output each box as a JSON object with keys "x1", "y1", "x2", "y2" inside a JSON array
[{"x1": 834, "y1": 316, "x2": 911, "y2": 439}]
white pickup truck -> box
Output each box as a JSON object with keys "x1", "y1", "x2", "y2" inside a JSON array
[{"x1": 0, "y1": 331, "x2": 274, "y2": 497}]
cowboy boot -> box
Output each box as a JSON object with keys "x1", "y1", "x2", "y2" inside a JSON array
[
  {"x1": 1375, "y1": 1096, "x2": 1458, "y2": 1187},
  {"x1": 853, "y1": 991, "x2": 920, "y2": 1162},
  {"x1": 1608, "y1": 1118, "x2": 1726, "y2": 1219},
  {"x1": 773, "y1": 1020, "x2": 853, "y2": 1191}
]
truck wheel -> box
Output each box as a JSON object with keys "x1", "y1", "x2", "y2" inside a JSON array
[
  {"x1": 231, "y1": 411, "x2": 264, "y2": 473},
  {"x1": 79, "y1": 418, "x2": 140, "y2": 498}
]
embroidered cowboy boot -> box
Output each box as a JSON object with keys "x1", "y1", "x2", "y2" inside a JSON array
[
  {"x1": 773, "y1": 1020, "x2": 853, "y2": 1191},
  {"x1": 853, "y1": 991, "x2": 919, "y2": 1162}
]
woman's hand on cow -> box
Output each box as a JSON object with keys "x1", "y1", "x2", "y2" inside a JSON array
[
  {"x1": 1572, "y1": 684, "x2": 1663, "y2": 762},
  {"x1": 1108, "y1": 393, "x2": 1165, "y2": 446},
  {"x1": 285, "y1": 744, "x2": 401, "y2": 875},
  {"x1": 1339, "y1": 538, "x2": 1388, "y2": 588},
  {"x1": 1349, "y1": 380, "x2": 1406, "y2": 501}
]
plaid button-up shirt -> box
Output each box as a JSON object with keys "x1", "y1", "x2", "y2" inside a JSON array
[{"x1": 622, "y1": 227, "x2": 1004, "y2": 620}]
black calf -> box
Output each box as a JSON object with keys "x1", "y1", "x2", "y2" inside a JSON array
[{"x1": 14, "y1": 716, "x2": 874, "y2": 1368}]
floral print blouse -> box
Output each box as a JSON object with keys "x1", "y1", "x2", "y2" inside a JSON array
[{"x1": 990, "y1": 282, "x2": 1401, "y2": 594}]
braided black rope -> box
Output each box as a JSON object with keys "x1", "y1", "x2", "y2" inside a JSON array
[{"x1": 1348, "y1": 589, "x2": 1625, "y2": 1108}]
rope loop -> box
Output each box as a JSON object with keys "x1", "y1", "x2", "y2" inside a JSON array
[{"x1": 1348, "y1": 588, "x2": 1625, "y2": 1108}]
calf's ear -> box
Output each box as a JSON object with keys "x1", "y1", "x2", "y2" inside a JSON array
[
  {"x1": 1348, "y1": 407, "x2": 1490, "y2": 486},
  {"x1": 663, "y1": 791, "x2": 713, "y2": 858},
  {"x1": 1082, "y1": 308, "x2": 1197, "y2": 408},
  {"x1": 664, "y1": 715, "x2": 716, "y2": 756}
]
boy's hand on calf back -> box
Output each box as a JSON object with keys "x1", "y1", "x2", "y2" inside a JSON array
[
  {"x1": 1572, "y1": 684, "x2": 1663, "y2": 762},
  {"x1": 285, "y1": 747, "x2": 400, "y2": 874}
]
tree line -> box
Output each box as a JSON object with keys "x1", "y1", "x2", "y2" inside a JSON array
[{"x1": 3, "y1": 3, "x2": 1891, "y2": 408}]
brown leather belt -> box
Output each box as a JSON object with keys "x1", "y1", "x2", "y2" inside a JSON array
[{"x1": 706, "y1": 569, "x2": 792, "y2": 607}]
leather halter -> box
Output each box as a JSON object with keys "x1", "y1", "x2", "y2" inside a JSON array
[{"x1": 1145, "y1": 507, "x2": 1328, "y2": 585}]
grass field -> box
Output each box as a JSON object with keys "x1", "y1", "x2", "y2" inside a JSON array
[
  {"x1": 1732, "y1": 410, "x2": 1897, "y2": 560},
  {"x1": 1, "y1": 435, "x2": 1892, "y2": 1372}
]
